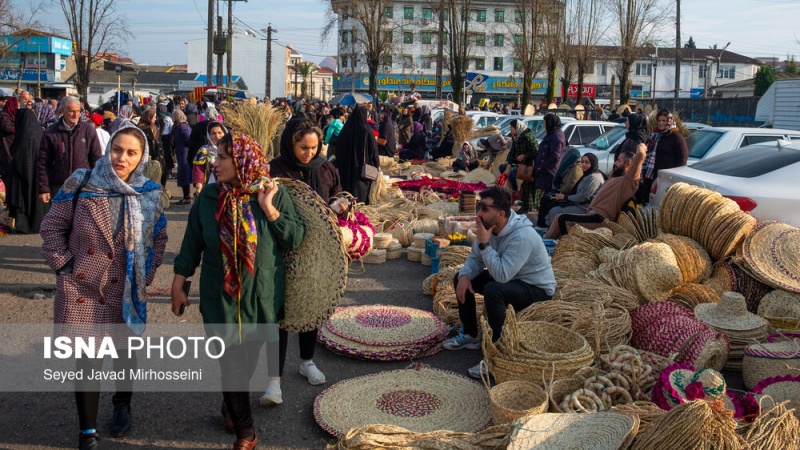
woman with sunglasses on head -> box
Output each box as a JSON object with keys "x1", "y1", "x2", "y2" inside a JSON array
[{"x1": 171, "y1": 131, "x2": 305, "y2": 450}]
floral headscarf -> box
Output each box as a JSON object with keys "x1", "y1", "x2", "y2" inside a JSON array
[{"x1": 215, "y1": 131, "x2": 271, "y2": 299}]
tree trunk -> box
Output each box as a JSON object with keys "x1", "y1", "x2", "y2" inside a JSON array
[
  {"x1": 451, "y1": 69, "x2": 464, "y2": 106},
  {"x1": 520, "y1": 70, "x2": 532, "y2": 113},
  {"x1": 619, "y1": 64, "x2": 631, "y2": 106},
  {"x1": 16, "y1": 52, "x2": 25, "y2": 91},
  {"x1": 576, "y1": 67, "x2": 585, "y2": 106},
  {"x1": 368, "y1": 63, "x2": 378, "y2": 101},
  {"x1": 610, "y1": 74, "x2": 616, "y2": 110},
  {"x1": 75, "y1": 55, "x2": 90, "y2": 102},
  {"x1": 545, "y1": 60, "x2": 557, "y2": 104}
]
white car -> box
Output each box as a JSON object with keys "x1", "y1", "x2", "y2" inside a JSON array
[
  {"x1": 465, "y1": 111, "x2": 505, "y2": 130},
  {"x1": 574, "y1": 125, "x2": 627, "y2": 173},
  {"x1": 534, "y1": 120, "x2": 618, "y2": 147},
  {"x1": 686, "y1": 127, "x2": 800, "y2": 163},
  {"x1": 650, "y1": 140, "x2": 800, "y2": 226},
  {"x1": 470, "y1": 116, "x2": 576, "y2": 154}
]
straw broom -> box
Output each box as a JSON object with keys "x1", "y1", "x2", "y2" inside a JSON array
[
  {"x1": 218, "y1": 102, "x2": 287, "y2": 160},
  {"x1": 450, "y1": 115, "x2": 474, "y2": 157}
]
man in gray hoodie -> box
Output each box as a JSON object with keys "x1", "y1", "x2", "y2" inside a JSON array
[{"x1": 443, "y1": 186, "x2": 556, "y2": 378}]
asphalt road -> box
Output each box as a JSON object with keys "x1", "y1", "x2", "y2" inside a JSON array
[{"x1": 0, "y1": 182, "x2": 477, "y2": 450}]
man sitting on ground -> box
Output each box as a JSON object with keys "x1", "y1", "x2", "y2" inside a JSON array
[
  {"x1": 543, "y1": 140, "x2": 646, "y2": 239},
  {"x1": 443, "y1": 186, "x2": 556, "y2": 379}
]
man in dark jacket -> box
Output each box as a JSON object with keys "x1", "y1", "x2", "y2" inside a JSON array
[{"x1": 37, "y1": 96, "x2": 103, "y2": 202}]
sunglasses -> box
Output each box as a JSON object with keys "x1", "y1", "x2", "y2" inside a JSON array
[{"x1": 476, "y1": 201, "x2": 498, "y2": 212}]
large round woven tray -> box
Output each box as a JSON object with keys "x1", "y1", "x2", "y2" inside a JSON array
[
  {"x1": 326, "y1": 305, "x2": 447, "y2": 347},
  {"x1": 313, "y1": 365, "x2": 492, "y2": 437},
  {"x1": 318, "y1": 321, "x2": 445, "y2": 361},
  {"x1": 742, "y1": 221, "x2": 800, "y2": 293},
  {"x1": 507, "y1": 412, "x2": 639, "y2": 450},
  {"x1": 278, "y1": 179, "x2": 348, "y2": 332}
]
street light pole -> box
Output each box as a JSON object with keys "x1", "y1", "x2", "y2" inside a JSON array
[
  {"x1": 37, "y1": 44, "x2": 42, "y2": 98},
  {"x1": 115, "y1": 65, "x2": 122, "y2": 112}
]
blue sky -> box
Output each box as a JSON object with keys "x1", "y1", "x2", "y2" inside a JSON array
[{"x1": 20, "y1": 0, "x2": 800, "y2": 65}]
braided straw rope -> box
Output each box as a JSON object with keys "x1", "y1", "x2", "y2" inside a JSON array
[
  {"x1": 325, "y1": 423, "x2": 515, "y2": 450},
  {"x1": 612, "y1": 401, "x2": 667, "y2": 434},
  {"x1": 440, "y1": 245, "x2": 472, "y2": 269},
  {"x1": 741, "y1": 399, "x2": 800, "y2": 450},
  {"x1": 630, "y1": 400, "x2": 741, "y2": 450}
]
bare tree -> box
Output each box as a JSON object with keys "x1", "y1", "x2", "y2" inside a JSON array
[
  {"x1": 57, "y1": 0, "x2": 129, "y2": 101},
  {"x1": 566, "y1": 0, "x2": 609, "y2": 106},
  {"x1": 323, "y1": 0, "x2": 397, "y2": 101},
  {"x1": 0, "y1": 1, "x2": 47, "y2": 60},
  {"x1": 508, "y1": 0, "x2": 545, "y2": 112},
  {"x1": 610, "y1": 0, "x2": 663, "y2": 105},
  {"x1": 538, "y1": 1, "x2": 564, "y2": 105},
  {"x1": 442, "y1": 0, "x2": 472, "y2": 105}
]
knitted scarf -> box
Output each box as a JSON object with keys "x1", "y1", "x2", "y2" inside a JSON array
[{"x1": 642, "y1": 113, "x2": 676, "y2": 180}]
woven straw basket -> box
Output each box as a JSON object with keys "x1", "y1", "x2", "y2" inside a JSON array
[
  {"x1": 742, "y1": 339, "x2": 800, "y2": 390},
  {"x1": 480, "y1": 362, "x2": 548, "y2": 424}
]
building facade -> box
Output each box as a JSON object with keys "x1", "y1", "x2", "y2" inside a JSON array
[{"x1": 0, "y1": 31, "x2": 75, "y2": 98}]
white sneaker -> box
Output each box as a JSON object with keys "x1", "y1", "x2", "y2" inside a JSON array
[
  {"x1": 299, "y1": 360, "x2": 326, "y2": 385},
  {"x1": 259, "y1": 380, "x2": 282, "y2": 406}
]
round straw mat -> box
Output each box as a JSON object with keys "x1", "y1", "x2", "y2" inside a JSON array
[
  {"x1": 742, "y1": 221, "x2": 800, "y2": 293},
  {"x1": 507, "y1": 412, "x2": 639, "y2": 450},
  {"x1": 326, "y1": 305, "x2": 447, "y2": 347},
  {"x1": 278, "y1": 179, "x2": 348, "y2": 333},
  {"x1": 313, "y1": 366, "x2": 492, "y2": 437},
  {"x1": 318, "y1": 325, "x2": 444, "y2": 361}
]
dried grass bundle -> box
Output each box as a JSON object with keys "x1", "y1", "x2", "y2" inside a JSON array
[
  {"x1": 612, "y1": 401, "x2": 667, "y2": 434},
  {"x1": 451, "y1": 115, "x2": 475, "y2": 156},
  {"x1": 326, "y1": 423, "x2": 514, "y2": 450},
  {"x1": 741, "y1": 399, "x2": 800, "y2": 450},
  {"x1": 219, "y1": 102, "x2": 286, "y2": 160},
  {"x1": 631, "y1": 400, "x2": 741, "y2": 450}
]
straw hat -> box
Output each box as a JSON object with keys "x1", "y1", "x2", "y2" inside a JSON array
[
  {"x1": 651, "y1": 363, "x2": 731, "y2": 411},
  {"x1": 758, "y1": 289, "x2": 800, "y2": 330},
  {"x1": 695, "y1": 292, "x2": 769, "y2": 331},
  {"x1": 742, "y1": 221, "x2": 800, "y2": 293}
]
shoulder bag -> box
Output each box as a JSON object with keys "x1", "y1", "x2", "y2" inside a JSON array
[{"x1": 360, "y1": 134, "x2": 379, "y2": 181}]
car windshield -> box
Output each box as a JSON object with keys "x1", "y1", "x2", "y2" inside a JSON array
[
  {"x1": 686, "y1": 130, "x2": 725, "y2": 159},
  {"x1": 586, "y1": 126, "x2": 626, "y2": 150},
  {"x1": 500, "y1": 118, "x2": 543, "y2": 136},
  {"x1": 691, "y1": 145, "x2": 800, "y2": 177}
]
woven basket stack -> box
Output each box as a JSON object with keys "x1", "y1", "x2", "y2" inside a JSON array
[
  {"x1": 694, "y1": 292, "x2": 770, "y2": 371},
  {"x1": 614, "y1": 205, "x2": 660, "y2": 243},
  {"x1": 588, "y1": 242, "x2": 683, "y2": 302},
  {"x1": 481, "y1": 309, "x2": 594, "y2": 386},
  {"x1": 458, "y1": 191, "x2": 477, "y2": 214},
  {"x1": 743, "y1": 334, "x2": 800, "y2": 390}
]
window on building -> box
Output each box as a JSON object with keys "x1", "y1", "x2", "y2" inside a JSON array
[
  {"x1": 342, "y1": 6, "x2": 349, "y2": 19},
  {"x1": 513, "y1": 58, "x2": 522, "y2": 72},
  {"x1": 384, "y1": 6, "x2": 393, "y2": 18},
  {"x1": 494, "y1": 34, "x2": 504, "y2": 47},
  {"x1": 382, "y1": 55, "x2": 392, "y2": 67},
  {"x1": 422, "y1": 56, "x2": 432, "y2": 69},
  {"x1": 514, "y1": 9, "x2": 522, "y2": 23},
  {"x1": 443, "y1": 9, "x2": 449, "y2": 20},
  {"x1": 699, "y1": 64, "x2": 707, "y2": 79},
  {"x1": 404, "y1": 6, "x2": 413, "y2": 19},
  {"x1": 495, "y1": 9, "x2": 504, "y2": 22},
  {"x1": 514, "y1": 34, "x2": 523, "y2": 45},
  {"x1": 384, "y1": 31, "x2": 393, "y2": 43},
  {"x1": 403, "y1": 31, "x2": 413, "y2": 44},
  {"x1": 596, "y1": 61, "x2": 606, "y2": 76},
  {"x1": 341, "y1": 55, "x2": 348, "y2": 68},
  {"x1": 422, "y1": 7, "x2": 432, "y2": 20},
  {"x1": 440, "y1": 32, "x2": 449, "y2": 45},
  {"x1": 342, "y1": 30, "x2": 349, "y2": 44},
  {"x1": 635, "y1": 63, "x2": 652, "y2": 76},
  {"x1": 494, "y1": 57, "x2": 504, "y2": 71},
  {"x1": 475, "y1": 58, "x2": 485, "y2": 70},
  {"x1": 476, "y1": 9, "x2": 486, "y2": 22},
  {"x1": 718, "y1": 65, "x2": 735, "y2": 79},
  {"x1": 403, "y1": 55, "x2": 413, "y2": 69},
  {"x1": 475, "y1": 33, "x2": 486, "y2": 47},
  {"x1": 421, "y1": 32, "x2": 432, "y2": 45}
]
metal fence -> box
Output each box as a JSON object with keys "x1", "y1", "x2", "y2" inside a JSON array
[{"x1": 635, "y1": 97, "x2": 762, "y2": 127}]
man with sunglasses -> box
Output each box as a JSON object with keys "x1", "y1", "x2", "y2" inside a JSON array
[{"x1": 443, "y1": 186, "x2": 556, "y2": 379}]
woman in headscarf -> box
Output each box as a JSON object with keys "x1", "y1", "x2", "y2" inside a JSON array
[
  {"x1": 0, "y1": 96, "x2": 19, "y2": 180},
  {"x1": 171, "y1": 132, "x2": 305, "y2": 450},
  {"x1": 543, "y1": 153, "x2": 606, "y2": 227},
  {"x1": 377, "y1": 105, "x2": 396, "y2": 158},
  {"x1": 614, "y1": 112, "x2": 649, "y2": 163},
  {"x1": 157, "y1": 103, "x2": 175, "y2": 178},
  {"x1": 260, "y1": 118, "x2": 340, "y2": 406},
  {"x1": 172, "y1": 109, "x2": 193, "y2": 204},
  {"x1": 40, "y1": 123, "x2": 167, "y2": 450},
  {"x1": 33, "y1": 100, "x2": 57, "y2": 128},
  {"x1": 137, "y1": 109, "x2": 165, "y2": 186},
  {"x1": 636, "y1": 109, "x2": 687, "y2": 204},
  {"x1": 7, "y1": 107, "x2": 46, "y2": 233},
  {"x1": 398, "y1": 121, "x2": 427, "y2": 161},
  {"x1": 453, "y1": 141, "x2": 478, "y2": 172},
  {"x1": 533, "y1": 113, "x2": 567, "y2": 213},
  {"x1": 536, "y1": 147, "x2": 582, "y2": 228},
  {"x1": 184, "y1": 102, "x2": 199, "y2": 126},
  {"x1": 192, "y1": 121, "x2": 228, "y2": 195},
  {"x1": 108, "y1": 105, "x2": 134, "y2": 134},
  {"x1": 417, "y1": 105, "x2": 433, "y2": 135},
  {"x1": 334, "y1": 105, "x2": 379, "y2": 204},
  {"x1": 503, "y1": 119, "x2": 538, "y2": 213}
]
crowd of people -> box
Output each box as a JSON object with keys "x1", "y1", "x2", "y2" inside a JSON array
[{"x1": 0, "y1": 86, "x2": 691, "y2": 449}]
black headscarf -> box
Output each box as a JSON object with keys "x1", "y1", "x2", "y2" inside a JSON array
[
  {"x1": 625, "y1": 113, "x2": 649, "y2": 144},
  {"x1": 335, "y1": 105, "x2": 379, "y2": 203},
  {"x1": 554, "y1": 147, "x2": 580, "y2": 183},
  {"x1": 277, "y1": 118, "x2": 326, "y2": 195},
  {"x1": 544, "y1": 113, "x2": 562, "y2": 133}
]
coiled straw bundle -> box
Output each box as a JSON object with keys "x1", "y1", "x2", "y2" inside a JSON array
[
  {"x1": 440, "y1": 246, "x2": 472, "y2": 269},
  {"x1": 741, "y1": 399, "x2": 800, "y2": 450},
  {"x1": 630, "y1": 400, "x2": 741, "y2": 450}
]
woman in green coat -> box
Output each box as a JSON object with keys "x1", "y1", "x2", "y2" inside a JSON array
[{"x1": 171, "y1": 131, "x2": 305, "y2": 450}]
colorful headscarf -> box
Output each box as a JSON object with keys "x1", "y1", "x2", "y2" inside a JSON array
[
  {"x1": 643, "y1": 111, "x2": 677, "y2": 180},
  {"x1": 3, "y1": 97, "x2": 19, "y2": 123},
  {"x1": 33, "y1": 101, "x2": 56, "y2": 127},
  {"x1": 53, "y1": 123, "x2": 164, "y2": 335},
  {"x1": 215, "y1": 132, "x2": 271, "y2": 299}
]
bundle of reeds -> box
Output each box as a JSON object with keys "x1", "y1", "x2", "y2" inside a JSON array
[
  {"x1": 451, "y1": 115, "x2": 474, "y2": 157},
  {"x1": 219, "y1": 102, "x2": 287, "y2": 160}
]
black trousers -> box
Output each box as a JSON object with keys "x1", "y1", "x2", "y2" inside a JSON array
[
  {"x1": 219, "y1": 340, "x2": 265, "y2": 439},
  {"x1": 537, "y1": 192, "x2": 557, "y2": 228},
  {"x1": 277, "y1": 329, "x2": 318, "y2": 377},
  {"x1": 556, "y1": 212, "x2": 604, "y2": 236},
  {"x1": 74, "y1": 353, "x2": 137, "y2": 430},
  {"x1": 454, "y1": 270, "x2": 551, "y2": 341}
]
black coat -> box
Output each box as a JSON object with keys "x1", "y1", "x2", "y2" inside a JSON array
[
  {"x1": 334, "y1": 106, "x2": 379, "y2": 204},
  {"x1": 269, "y1": 157, "x2": 342, "y2": 203},
  {"x1": 37, "y1": 119, "x2": 103, "y2": 193},
  {"x1": 7, "y1": 109, "x2": 46, "y2": 233}
]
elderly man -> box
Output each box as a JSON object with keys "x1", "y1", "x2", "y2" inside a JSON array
[
  {"x1": 37, "y1": 96, "x2": 103, "y2": 203},
  {"x1": 18, "y1": 90, "x2": 33, "y2": 109}
]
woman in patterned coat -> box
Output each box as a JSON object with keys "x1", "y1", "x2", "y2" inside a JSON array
[
  {"x1": 171, "y1": 131, "x2": 305, "y2": 450},
  {"x1": 40, "y1": 123, "x2": 168, "y2": 450}
]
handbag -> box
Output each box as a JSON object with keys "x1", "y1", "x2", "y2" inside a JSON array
[
  {"x1": 361, "y1": 135, "x2": 379, "y2": 181},
  {"x1": 516, "y1": 164, "x2": 534, "y2": 182},
  {"x1": 376, "y1": 136, "x2": 387, "y2": 146}
]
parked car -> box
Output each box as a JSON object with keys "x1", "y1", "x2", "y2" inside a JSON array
[
  {"x1": 685, "y1": 127, "x2": 800, "y2": 163},
  {"x1": 574, "y1": 124, "x2": 627, "y2": 173},
  {"x1": 470, "y1": 116, "x2": 576, "y2": 156},
  {"x1": 683, "y1": 122, "x2": 711, "y2": 131},
  {"x1": 465, "y1": 111, "x2": 505, "y2": 130},
  {"x1": 650, "y1": 140, "x2": 800, "y2": 226},
  {"x1": 534, "y1": 120, "x2": 617, "y2": 147}
]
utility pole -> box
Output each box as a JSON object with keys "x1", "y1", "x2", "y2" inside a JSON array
[
  {"x1": 674, "y1": 0, "x2": 680, "y2": 100},
  {"x1": 435, "y1": 0, "x2": 444, "y2": 99},
  {"x1": 264, "y1": 25, "x2": 276, "y2": 99},
  {"x1": 36, "y1": 44, "x2": 42, "y2": 98},
  {"x1": 351, "y1": 26, "x2": 356, "y2": 94},
  {"x1": 227, "y1": 0, "x2": 233, "y2": 87},
  {"x1": 294, "y1": 63, "x2": 299, "y2": 99},
  {"x1": 216, "y1": 15, "x2": 224, "y2": 86},
  {"x1": 207, "y1": 0, "x2": 214, "y2": 84}
]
